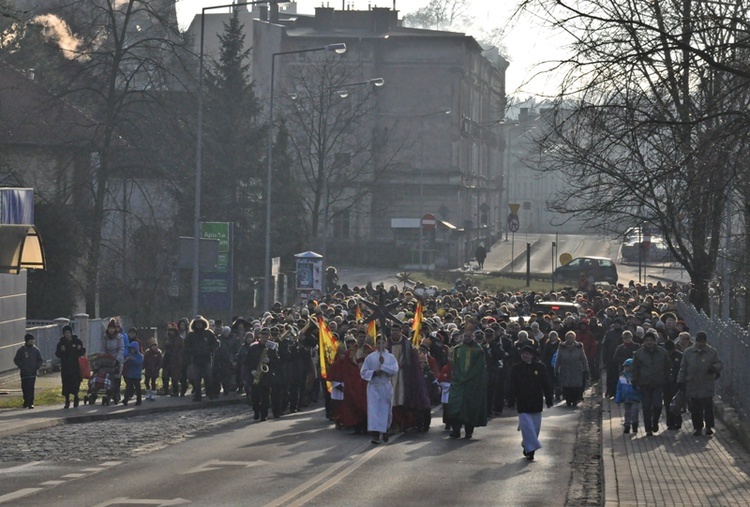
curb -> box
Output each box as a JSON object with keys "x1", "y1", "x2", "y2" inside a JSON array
[
  {"x1": 0, "y1": 396, "x2": 247, "y2": 439},
  {"x1": 714, "y1": 395, "x2": 750, "y2": 452},
  {"x1": 601, "y1": 395, "x2": 618, "y2": 507}
]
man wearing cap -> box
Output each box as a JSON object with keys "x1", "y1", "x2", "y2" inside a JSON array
[
  {"x1": 510, "y1": 344, "x2": 553, "y2": 460},
  {"x1": 14, "y1": 334, "x2": 44, "y2": 409},
  {"x1": 677, "y1": 331, "x2": 722, "y2": 436},
  {"x1": 57, "y1": 324, "x2": 87, "y2": 408},
  {"x1": 446, "y1": 324, "x2": 488, "y2": 439}
]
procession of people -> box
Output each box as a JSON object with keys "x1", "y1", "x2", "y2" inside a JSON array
[{"x1": 33, "y1": 275, "x2": 725, "y2": 460}]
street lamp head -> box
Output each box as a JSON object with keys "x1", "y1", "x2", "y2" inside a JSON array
[
  {"x1": 326, "y1": 43, "x2": 347, "y2": 54},
  {"x1": 336, "y1": 89, "x2": 349, "y2": 99},
  {"x1": 369, "y1": 77, "x2": 385, "y2": 87}
]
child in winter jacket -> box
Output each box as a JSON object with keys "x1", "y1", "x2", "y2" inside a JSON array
[
  {"x1": 143, "y1": 339, "x2": 163, "y2": 401},
  {"x1": 122, "y1": 342, "x2": 144, "y2": 406},
  {"x1": 615, "y1": 358, "x2": 641, "y2": 433},
  {"x1": 438, "y1": 361, "x2": 452, "y2": 430}
]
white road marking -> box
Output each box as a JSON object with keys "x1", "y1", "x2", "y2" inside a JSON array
[
  {"x1": 181, "y1": 459, "x2": 269, "y2": 474},
  {"x1": 91, "y1": 498, "x2": 190, "y2": 506},
  {"x1": 61, "y1": 473, "x2": 87, "y2": 478},
  {"x1": 0, "y1": 461, "x2": 42, "y2": 474},
  {"x1": 0, "y1": 488, "x2": 43, "y2": 504},
  {"x1": 39, "y1": 481, "x2": 66, "y2": 486},
  {"x1": 100, "y1": 461, "x2": 123, "y2": 467},
  {"x1": 265, "y1": 433, "x2": 403, "y2": 507}
]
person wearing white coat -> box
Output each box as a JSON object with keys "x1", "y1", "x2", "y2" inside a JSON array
[{"x1": 361, "y1": 336, "x2": 399, "y2": 444}]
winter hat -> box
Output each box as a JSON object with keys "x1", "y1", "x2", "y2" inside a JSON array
[
  {"x1": 623, "y1": 358, "x2": 633, "y2": 367},
  {"x1": 107, "y1": 319, "x2": 117, "y2": 329}
]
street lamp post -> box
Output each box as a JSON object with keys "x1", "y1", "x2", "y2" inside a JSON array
[
  {"x1": 193, "y1": 0, "x2": 271, "y2": 317},
  {"x1": 319, "y1": 77, "x2": 385, "y2": 263},
  {"x1": 264, "y1": 43, "x2": 347, "y2": 311},
  {"x1": 418, "y1": 109, "x2": 451, "y2": 269}
]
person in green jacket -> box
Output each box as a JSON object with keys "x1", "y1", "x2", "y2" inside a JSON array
[{"x1": 447, "y1": 325, "x2": 488, "y2": 440}]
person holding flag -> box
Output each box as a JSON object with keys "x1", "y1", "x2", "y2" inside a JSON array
[
  {"x1": 318, "y1": 316, "x2": 340, "y2": 421},
  {"x1": 361, "y1": 335, "x2": 399, "y2": 444},
  {"x1": 327, "y1": 329, "x2": 372, "y2": 432},
  {"x1": 412, "y1": 300, "x2": 424, "y2": 347}
]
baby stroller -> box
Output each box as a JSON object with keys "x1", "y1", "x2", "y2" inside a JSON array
[{"x1": 83, "y1": 353, "x2": 117, "y2": 406}]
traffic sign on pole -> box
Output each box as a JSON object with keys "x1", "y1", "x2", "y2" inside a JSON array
[
  {"x1": 508, "y1": 213, "x2": 519, "y2": 232},
  {"x1": 421, "y1": 213, "x2": 436, "y2": 230}
]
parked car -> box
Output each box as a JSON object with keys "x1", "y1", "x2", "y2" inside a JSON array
[
  {"x1": 620, "y1": 233, "x2": 674, "y2": 262},
  {"x1": 553, "y1": 256, "x2": 618, "y2": 284}
]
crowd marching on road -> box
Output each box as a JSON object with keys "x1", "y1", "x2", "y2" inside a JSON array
[{"x1": 14, "y1": 276, "x2": 724, "y2": 461}]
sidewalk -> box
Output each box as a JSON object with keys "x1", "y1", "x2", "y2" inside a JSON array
[
  {"x1": 459, "y1": 236, "x2": 541, "y2": 273},
  {"x1": 0, "y1": 372, "x2": 245, "y2": 439},
  {"x1": 602, "y1": 395, "x2": 750, "y2": 506}
]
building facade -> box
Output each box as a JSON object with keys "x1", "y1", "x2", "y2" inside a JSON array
[{"x1": 250, "y1": 6, "x2": 507, "y2": 268}]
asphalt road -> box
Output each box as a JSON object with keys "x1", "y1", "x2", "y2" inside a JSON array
[
  {"x1": 504, "y1": 233, "x2": 689, "y2": 285},
  {"x1": 0, "y1": 404, "x2": 580, "y2": 507}
]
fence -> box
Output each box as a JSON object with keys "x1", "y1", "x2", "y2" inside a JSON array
[
  {"x1": 25, "y1": 323, "x2": 64, "y2": 369},
  {"x1": 676, "y1": 298, "x2": 750, "y2": 422}
]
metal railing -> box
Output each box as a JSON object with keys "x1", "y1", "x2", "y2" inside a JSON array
[{"x1": 676, "y1": 298, "x2": 750, "y2": 421}]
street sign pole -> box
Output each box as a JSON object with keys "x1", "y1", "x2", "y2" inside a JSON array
[{"x1": 420, "y1": 214, "x2": 436, "y2": 270}]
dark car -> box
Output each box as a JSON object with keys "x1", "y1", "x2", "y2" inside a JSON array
[
  {"x1": 553, "y1": 256, "x2": 618, "y2": 284},
  {"x1": 532, "y1": 301, "x2": 584, "y2": 317}
]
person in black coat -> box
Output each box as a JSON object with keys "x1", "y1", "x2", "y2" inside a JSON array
[
  {"x1": 184, "y1": 316, "x2": 220, "y2": 401},
  {"x1": 510, "y1": 345, "x2": 554, "y2": 461},
  {"x1": 14, "y1": 334, "x2": 44, "y2": 408},
  {"x1": 55, "y1": 325, "x2": 86, "y2": 408}
]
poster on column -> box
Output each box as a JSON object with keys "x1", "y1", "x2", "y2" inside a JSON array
[{"x1": 199, "y1": 222, "x2": 233, "y2": 317}]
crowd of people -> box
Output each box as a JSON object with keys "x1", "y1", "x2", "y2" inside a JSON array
[{"x1": 15, "y1": 276, "x2": 725, "y2": 458}]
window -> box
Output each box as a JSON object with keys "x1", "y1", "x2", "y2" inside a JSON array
[{"x1": 333, "y1": 210, "x2": 351, "y2": 239}]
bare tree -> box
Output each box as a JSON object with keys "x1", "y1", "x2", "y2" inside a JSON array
[
  {"x1": 280, "y1": 57, "x2": 405, "y2": 247},
  {"x1": 2, "y1": 0, "x2": 192, "y2": 317},
  {"x1": 403, "y1": 0, "x2": 474, "y2": 31},
  {"x1": 519, "y1": 0, "x2": 750, "y2": 311}
]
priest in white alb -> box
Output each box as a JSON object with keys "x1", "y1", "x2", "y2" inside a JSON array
[{"x1": 361, "y1": 335, "x2": 399, "y2": 444}]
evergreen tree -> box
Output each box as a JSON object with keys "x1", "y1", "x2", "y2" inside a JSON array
[{"x1": 201, "y1": 10, "x2": 267, "y2": 299}]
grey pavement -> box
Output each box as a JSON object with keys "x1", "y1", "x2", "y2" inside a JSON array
[
  {"x1": 602, "y1": 394, "x2": 750, "y2": 506},
  {"x1": 5, "y1": 372, "x2": 750, "y2": 504}
]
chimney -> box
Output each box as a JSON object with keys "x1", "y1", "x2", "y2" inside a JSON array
[
  {"x1": 315, "y1": 6, "x2": 335, "y2": 27},
  {"x1": 270, "y1": 1, "x2": 279, "y2": 22},
  {"x1": 258, "y1": 4, "x2": 268, "y2": 21}
]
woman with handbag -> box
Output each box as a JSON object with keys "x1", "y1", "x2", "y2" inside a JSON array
[{"x1": 55, "y1": 325, "x2": 86, "y2": 408}]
